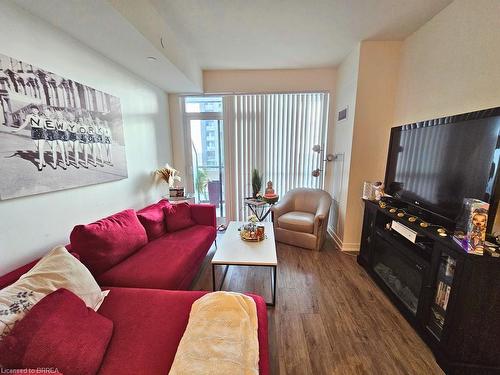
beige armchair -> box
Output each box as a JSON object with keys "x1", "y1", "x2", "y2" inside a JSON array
[{"x1": 271, "y1": 188, "x2": 331, "y2": 251}]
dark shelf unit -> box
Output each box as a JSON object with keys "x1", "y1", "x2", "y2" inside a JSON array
[{"x1": 358, "y1": 199, "x2": 500, "y2": 375}]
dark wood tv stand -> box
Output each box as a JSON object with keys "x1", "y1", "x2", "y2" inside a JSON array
[{"x1": 358, "y1": 199, "x2": 500, "y2": 375}]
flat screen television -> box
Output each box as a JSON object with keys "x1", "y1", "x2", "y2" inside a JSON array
[{"x1": 385, "y1": 107, "x2": 500, "y2": 231}]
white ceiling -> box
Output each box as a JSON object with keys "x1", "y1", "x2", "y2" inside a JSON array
[
  {"x1": 12, "y1": 0, "x2": 453, "y2": 93},
  {"x1": 151, "y1": 0, "x2": 453, "y2": 70},
  {"x1": 13, "y1": 0, "x2": 203, "y2": 93}
]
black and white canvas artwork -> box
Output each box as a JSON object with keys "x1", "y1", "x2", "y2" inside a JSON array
[{"x1": 0, "y1": 52, "x2": 127, "y2": 200}]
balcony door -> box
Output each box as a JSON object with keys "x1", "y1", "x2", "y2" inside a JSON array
[{"x1": 183, "y1": 96, "x2": 225, "y2": 218}]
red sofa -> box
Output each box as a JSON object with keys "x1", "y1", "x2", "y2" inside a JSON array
[
  {"x1": 0, "y1": 199, "x2": 270, "y2": 374},
  {"x1": 69, "y1": 200, "x2": 217, "y2": 290},
  {"x1": 0, "y1": 267, "x2": 270, "y2": 375}
]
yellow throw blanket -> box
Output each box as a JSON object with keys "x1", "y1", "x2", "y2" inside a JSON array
[{"x1": 169, "y1": 291, "x2": 259, "y2": 375}]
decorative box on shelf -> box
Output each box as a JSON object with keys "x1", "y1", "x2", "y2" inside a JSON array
[{"x1": 169, "y1": 187, "x2": 185, "y2": 198}]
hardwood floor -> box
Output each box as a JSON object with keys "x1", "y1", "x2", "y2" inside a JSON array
[{"x1": 191, "y1": 236, "x2": 444, "y2": 375}]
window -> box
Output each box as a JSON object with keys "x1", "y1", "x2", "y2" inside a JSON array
[
  {"x1": 183, "y1": 96, "x2": 225, "y2": 218},
  {"x1": 185, "y1": 96, "x2": 222, "y2": 113},
  {"x1": 182, "y1": 93, "x2": 329, "y2": 221},
  {"x1": 225, "y1": 93, "x2": 329, "y2": 220}
]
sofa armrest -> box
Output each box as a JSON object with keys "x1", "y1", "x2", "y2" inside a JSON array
[
  {"x1": 313, "y1": 196, "x2": 331, "y2": 234},
  {"x1": 190, "y1": 204, "x2": 217, "y2": 228}
]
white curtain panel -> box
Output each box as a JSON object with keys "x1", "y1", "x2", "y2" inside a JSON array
[{"x1": 224, "y1": 93, "x2": 329, "y2": 220}]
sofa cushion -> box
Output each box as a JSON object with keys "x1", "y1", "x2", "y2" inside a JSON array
[
  {"x1": 97, "y1": 225, "x2": 216, "y2": 290},
  {"x1": 0, "y1": 288, "x2": 113, "y2": 375},
  {"x1": 0, "y1": 246, "x2": 107, "y2": 338},
  {"x1": 278, "y1": 211, "x2": 315, "y2": 233},
  {"x1": 165, "y1": 203, "x2": 196, "y2": 232},
  {"x1": 70, "y1": 209, "x2": 148, "y2": 276},
  {"x1": 137, "y1": 199, "x2": 173, "y2": 241},
  {"x1": 95, "y1": 288, "x2": 269, "y2": 375}
]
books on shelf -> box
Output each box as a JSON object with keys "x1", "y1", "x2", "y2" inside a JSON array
[
  {"x1": 431, "y1": 308, "x2": 445, "y2": 330},
  {"x1": 435, "y1": 280, "x2": 451, "y2": 311},
  {"x1": 444, "y1": 257, "x2": 456, "y2": 278}
]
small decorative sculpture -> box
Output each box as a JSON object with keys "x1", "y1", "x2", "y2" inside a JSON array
[
  {"x1": 373, "y1": 181, "x2": 384, "y2": 201},
  {"x1": 263, "y1": 180, "x2": 278, "y2": 204},
  {"x1": 248, "y1": 215, "x2": 258, "y2": 225},
  {"x1": 265, "y1": 181, "x2": 275, "y2": 196},
  {"x1": 469, "y1": 207, "x2": 488, "y2": 252}
]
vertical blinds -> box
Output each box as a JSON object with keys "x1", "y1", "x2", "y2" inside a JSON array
[{"x1": 225, "y1": 92, "x2": 329, "y2": 220}]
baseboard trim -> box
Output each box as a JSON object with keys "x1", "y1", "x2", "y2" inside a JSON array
[
  {"x1": 328, "y1": 227, "x2": 341, "y2": 249},
  {"x1": 341, "y1": 243, "x2": 360, "y2": 252},
  {"x1": 327, "y1": 226, "x2": 359, "y2": 252}
]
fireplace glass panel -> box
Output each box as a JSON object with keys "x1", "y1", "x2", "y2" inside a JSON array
[{"x1": 372, "y1": 235, "x2": 424, "y2": 315}]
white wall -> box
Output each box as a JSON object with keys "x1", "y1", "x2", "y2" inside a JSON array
[
  {"x1": 0, "y1": 2, "x2": 172, "y2": 274},
  {"x1": 342, "y1": 41, "x2": 401, "y2": 250},
  {"x1": 168, "y1": 94, "x2": 188, "y2": 188},
  {"x1": 394, "y1": 0, "x2": 500, "y2": 125},
  {"x1": 203, "y1": 69, "x2": 336, "y2": 95},
  {"x1": 328, "y1": 45, "x2": 360, "y2": 246}
]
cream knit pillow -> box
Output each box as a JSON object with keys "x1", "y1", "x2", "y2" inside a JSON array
[{"x1": 0, "y1": 246, "x2": 108, "y2": 338}]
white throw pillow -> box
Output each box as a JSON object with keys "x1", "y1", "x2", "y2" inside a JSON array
[{"x1": 0, "y1": 246, "x2": 108, "y2": 338}]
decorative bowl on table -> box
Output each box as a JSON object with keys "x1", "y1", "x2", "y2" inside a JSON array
[{"x1": 239, "y1": 222, "x2": 265, "y2": 242}]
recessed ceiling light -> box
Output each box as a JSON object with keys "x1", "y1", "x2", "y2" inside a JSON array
[{"x1": 147, "y1": 56, "x2": 157, "y2": 61}]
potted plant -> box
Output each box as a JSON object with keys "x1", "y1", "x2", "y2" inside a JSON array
[
  {"x1": 195, "y1": 167, "x2": 209, "y2": 201},
  {"x1": 251, "y1": 169, "x2": 262, "y2": 198},
  {"x1": 155, "y1": 164, "x2": 182, "y2": 195}
]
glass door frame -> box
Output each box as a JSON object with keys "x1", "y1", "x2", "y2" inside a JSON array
[{"x1": 181, "y1": 96, "x2": 225, "y2": 217}]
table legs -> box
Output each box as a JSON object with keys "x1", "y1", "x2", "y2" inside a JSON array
[
  {"x1": 212, "y1": 263, "x2": 277, "y2": 307},
  {"x1": 247, "y1": 204, "x2": 273, "y2": 221},
  {"x1": 212, "y1": 264, "x2": 230, "y2": 292},
  {"x1": 270, "y1": 265, "x2": 277, "y2": 307},
  {"x1": 212, "y1": 263, "x2": 215, "y2": 293}
]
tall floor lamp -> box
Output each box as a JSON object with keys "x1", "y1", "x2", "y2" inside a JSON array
[{"x1": 312, "y1": 144, "x2": 334, "y2": 188}]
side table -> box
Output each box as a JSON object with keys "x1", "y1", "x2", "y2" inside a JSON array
[
  {"x1": 164, "y1": 193, "x2": 195, "y2": 204},
  {"x1": 244, "y1": 198, "x2": 276, "y2": 221}
]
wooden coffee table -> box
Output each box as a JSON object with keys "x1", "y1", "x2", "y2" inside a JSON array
[{"x1": 212, "y1": 221, "x2": 277, "y2": 306}]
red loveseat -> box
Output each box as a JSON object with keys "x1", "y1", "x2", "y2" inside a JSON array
[
  {"x1": 0, "y1": 267, "x2": 270, "y2": 375},
  {"x1": 69, "y1": 200, "x2": 217, "y2": 290}
]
